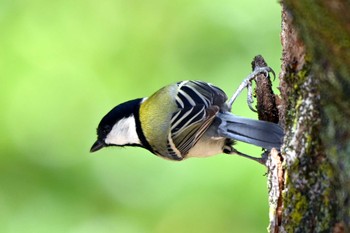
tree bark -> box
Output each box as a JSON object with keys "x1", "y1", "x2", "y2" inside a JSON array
[{"x1": 267, "y1": 1, "x2": 350, "y2": 232}]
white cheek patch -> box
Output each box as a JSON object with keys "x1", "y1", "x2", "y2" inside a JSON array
[{"x1": 105, "y1": 116, "x2": 140, "y2": 145}]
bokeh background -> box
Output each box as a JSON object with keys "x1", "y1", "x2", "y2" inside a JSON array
[{"x1": 0, "y1": 0, "x2": 282, "y2": 232}]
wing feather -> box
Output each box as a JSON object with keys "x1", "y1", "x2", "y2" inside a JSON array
[
  {"x1": 170, "y1": 105, "x2": 219, "y2": 155},
  {"x1": 166, "y1": 80, "x2": 228, "y2": 157}
]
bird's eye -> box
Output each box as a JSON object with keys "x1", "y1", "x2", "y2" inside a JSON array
[{"x1": 103, "y1": 126, "x2": 111, "y2": 134}]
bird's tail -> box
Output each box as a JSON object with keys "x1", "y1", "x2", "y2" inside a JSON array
[{"x1": 216, "y1": 112, "x2": 284, "y2": 150}]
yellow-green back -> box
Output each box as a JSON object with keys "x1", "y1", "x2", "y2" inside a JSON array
[{"x1": 139, "y1": 84, "x2": 179, "y2": 155}]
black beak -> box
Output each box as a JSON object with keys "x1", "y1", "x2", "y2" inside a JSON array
[{"x1": 90, "y1": 140, "x2": 105, "y2": 152}]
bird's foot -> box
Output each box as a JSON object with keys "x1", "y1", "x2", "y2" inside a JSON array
[
  {"x1": 227, "y1": 66, "x2": 275, "y2": 111},
  {"x1": 230, "y1": 148, "x2": 267, "y2": 166}
]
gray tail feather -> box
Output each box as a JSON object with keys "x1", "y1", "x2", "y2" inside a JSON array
[{"x1": 217, "y1": 113, "x2": 284, "y2": 150}]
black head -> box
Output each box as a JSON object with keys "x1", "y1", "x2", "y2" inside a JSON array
[{"x1": 90, "y1": 98, "x2": 143, "y2": 152}]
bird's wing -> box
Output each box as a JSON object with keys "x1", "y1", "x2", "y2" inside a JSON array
[
  {"x1": 175, "y1": 81, "x2": 227, "y2": 109},
  {"x1": 170, "y1": 105, "x2": 218, "y2": 155},
  {"x1": 168, "y1": 81, "x2": 226, "y2": 156}
]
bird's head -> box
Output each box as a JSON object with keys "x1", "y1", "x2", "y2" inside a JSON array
[{"x1": 90, "y1": 98, "x2": 143, "y2": 152}]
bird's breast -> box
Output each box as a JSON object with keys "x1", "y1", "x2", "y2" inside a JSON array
[{"x1": 185, "y1": 136, "x2": 226, "y2": 158}]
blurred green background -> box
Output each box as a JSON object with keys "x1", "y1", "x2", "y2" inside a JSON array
[{"x1": 0, "y1": 0, "x2": 281, "y2": 232}]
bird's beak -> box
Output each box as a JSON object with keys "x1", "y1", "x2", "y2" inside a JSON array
[{"x1": 90, "y1": 140, "x2": 105, "y2": 153}]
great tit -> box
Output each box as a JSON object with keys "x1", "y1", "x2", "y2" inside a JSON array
[{"x1": 91, "y1": 74, "x2": 284, "y2": 163}]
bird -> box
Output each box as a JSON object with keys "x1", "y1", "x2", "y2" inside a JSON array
[{"x1": 90, "y1": 69, "x2": 284, "y2": 164}]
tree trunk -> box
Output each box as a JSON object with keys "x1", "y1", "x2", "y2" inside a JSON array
[{"x1": 267, "y1": 1, "x2": 350, "y2": 232}]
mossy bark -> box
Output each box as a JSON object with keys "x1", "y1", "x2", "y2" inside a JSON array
[{"x1": 267, "y1": 1, "x2": 350, "y2": 232}]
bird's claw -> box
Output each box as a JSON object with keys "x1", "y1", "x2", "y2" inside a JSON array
[
  {"x1": 247, "y1": 82, "x2": 257, "y2": 112},
  {"x1": 253, "y1": 66, "x2": 274, "y2": 80},
  {"x1": 228, "y1": 66, "x2": 274, "y2": 111}
]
